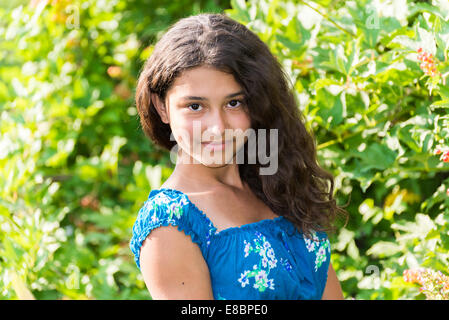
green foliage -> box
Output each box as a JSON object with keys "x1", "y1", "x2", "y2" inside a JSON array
[
  {"x1": 0, "y1": 0, "x2": 229, "y2": 299},
  {"x1": 2, "y1": 0, "x2": 449, "y2": 300},
  {"x1": 226, "y1": 0, "x2": 449, "y2": 299}
]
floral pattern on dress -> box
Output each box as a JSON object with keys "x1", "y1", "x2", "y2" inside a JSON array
[
  {"x1": 144, "y1": 192, "x2": 188, "y2": 223},
  {"x1": 131, "y1": 189, "x2": 332, "y2": 299},
  {"x1": 205, "y1": 221, "x2": 219, "y2": 247},
  {"x1": 303, "y1": 231, "x2": 331, "y2": 272},
  {"x1": 238, "y1": 231, "x2": 277, "y2": 292},
  {"x1": 144, "y1": 192, "x2": 217, "y2": 248}
]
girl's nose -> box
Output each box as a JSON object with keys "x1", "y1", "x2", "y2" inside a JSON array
[{"x1": 205, "y1": 110, "x2": 226, "y2": 139}]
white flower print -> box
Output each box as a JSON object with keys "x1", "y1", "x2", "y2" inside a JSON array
[
  {"x1": 151, "y1": 211, "x2": 159, "y2": 224},
  {"x1": 237, "y1": 231, "x2": 277, "y2": 293},
  {"x1": 238, "y1": 270, "x2": 250, "y2": 288},
  {"x1": 261, "y1": 256, "x2": 268, "y2": 268},
  {"x1": 253, "y1": 270, "x2": 269, "y2": 291},
  {"x1": 267, "y1": 278, "x2": 275, "y2": 290},
  {"x1": 305, "y1": 240, "x2": 315, "y2": 252},
  {"x1": 244, "y1": 240, "x2": 251, "y2": 258},
  {"x1": 303, "y1": 231, "x2": 331, "y2": 272},
  {"x1": 268, "y1": 259, "x2": 277, "y2": 269},
  {"x1": 318, "y1": 246, "x2": 326, "y2": 256},
  {"x1": 255, "y1": 269, "x2": 268, "y2": 282},
  {"x1": 266, "y1": 247, "x2": 275, "y2": 260}
]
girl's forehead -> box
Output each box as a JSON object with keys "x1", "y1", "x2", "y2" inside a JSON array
[{"x1": 168, "y1": 66, "x2": 242, "y2": 97}]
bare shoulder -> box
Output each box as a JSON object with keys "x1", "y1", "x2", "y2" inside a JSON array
[
  {"x1": 139, "y1": 224, "x2": 214, "y2": 300},
  {"x1": 321, "y1": 262, "x2": 344, "y2": 300},
  {"x1": 159, "y1": 175, "x2": 193, "y2": 191}
]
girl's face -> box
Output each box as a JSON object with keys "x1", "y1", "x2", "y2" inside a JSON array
[{"x1": 153, "y1": 65, "x2": 252, "y2": 166}]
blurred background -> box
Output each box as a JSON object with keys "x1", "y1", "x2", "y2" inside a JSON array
[{"x1": 1, "y1": 0, "x2": 448, "y2": 299}]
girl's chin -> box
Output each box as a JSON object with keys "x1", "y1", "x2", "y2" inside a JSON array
[
  {"x1": 193, "y1": 151, "x2": 236, "y2": 166},
  {"x1": 176, "y1": 144, "x2": 239, "y2": 165}
]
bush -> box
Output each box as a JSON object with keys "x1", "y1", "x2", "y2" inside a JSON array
[
  {"x1": 225, "y1": 0, "x2": 449, "y2": 299},
  {"x1": 2, "y1": 0, "x2": 448, "y2": 300},
  {"x1": 0, "y1": 0, "x2": 229, "y2": 299}
]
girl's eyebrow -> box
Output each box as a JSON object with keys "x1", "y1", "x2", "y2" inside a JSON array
[{"x1": 182, "y1": 91, "x2": 245, "y2": 101}]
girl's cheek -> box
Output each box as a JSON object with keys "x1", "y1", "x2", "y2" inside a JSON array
[
  {"x1": 232, "y1": 111, "x2": 251, "y2": 126},
  {"x1": 172, "y1": 123, "x2": 196, "y2": 149}
]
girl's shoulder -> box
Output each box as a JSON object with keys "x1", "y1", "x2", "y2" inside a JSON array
[{"x1": 129, "y1": 187, "x2": 215, "y2": 269}]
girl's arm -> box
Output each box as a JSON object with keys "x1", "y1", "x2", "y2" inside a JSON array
[
  {"x1": 321, "y1": 262, "x2": 345, "y2": 300},
  {"x1": 139, "y1": 225, "x2": 215, "y2": 300}
]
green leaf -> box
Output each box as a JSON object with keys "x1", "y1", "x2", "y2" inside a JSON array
[
  {"x1": 367, "y1": 241, "x2": 402, "y2": 258},
  {"x1": 354, "y1": 143, "x2": 397, "y2": 172},
  {"x1": 408, "y1": 3, "x2": 449, "y2": 21},
  {"x1": 429, "y1": 99, "x2": 449, "y2": 110},
  {"x1": 227, "y1": 0, "x2": 251, "y2": 22},
  {"x1": 437, "y1": 85, "x2": 449, "y2": 100}
]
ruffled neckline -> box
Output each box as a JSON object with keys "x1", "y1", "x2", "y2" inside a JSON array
[{"x1": 148, "y1": 187, "x2": 299, "y2": 237}]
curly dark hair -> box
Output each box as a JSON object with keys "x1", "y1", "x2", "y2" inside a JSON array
[{"x1": 135, "y1": 13, "x2": 349, "y2": 239}]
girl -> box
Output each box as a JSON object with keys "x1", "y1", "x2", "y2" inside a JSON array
[{"x1": 130, "y1": 13, "x2": 348, "y2": 300}]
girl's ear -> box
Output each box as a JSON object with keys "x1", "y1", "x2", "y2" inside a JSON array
[{"x1": 150, "y1": 92, "x2": 170, "y2": 124}]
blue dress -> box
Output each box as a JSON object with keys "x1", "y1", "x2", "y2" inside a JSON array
[{"x1": 130, "y1": 188, "x2": 331, "y2": 300}]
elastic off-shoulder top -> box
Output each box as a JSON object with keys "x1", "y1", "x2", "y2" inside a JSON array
[{"x1": 130, "y1": 188, "x2": 331, "y2": 300}]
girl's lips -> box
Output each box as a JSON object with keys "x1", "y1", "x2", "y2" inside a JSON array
[
  {"x1": 202, "y1": 142, "x2": 226, "y2": 145},
  {"x1": 201, "y1": 140, "x2": 232, "y2": 144},
  {"x1": 201, "y1": 141, "x2": 232, "y2": 150}
]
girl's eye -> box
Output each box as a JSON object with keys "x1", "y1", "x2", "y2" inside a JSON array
[
  {"x1": 227, "y1": 99, "x2": 242, "y2": 108},
  {"x1": 187, "y1": 103, "x2": 202, "y2": 111},
  {"x1": 186, "y1": 100, "x2": 244, "y2": 112}
]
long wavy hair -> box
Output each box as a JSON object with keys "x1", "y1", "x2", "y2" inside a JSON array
[{"x1": 135, "y1": 13, "x2": 349, "y2": 239}]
